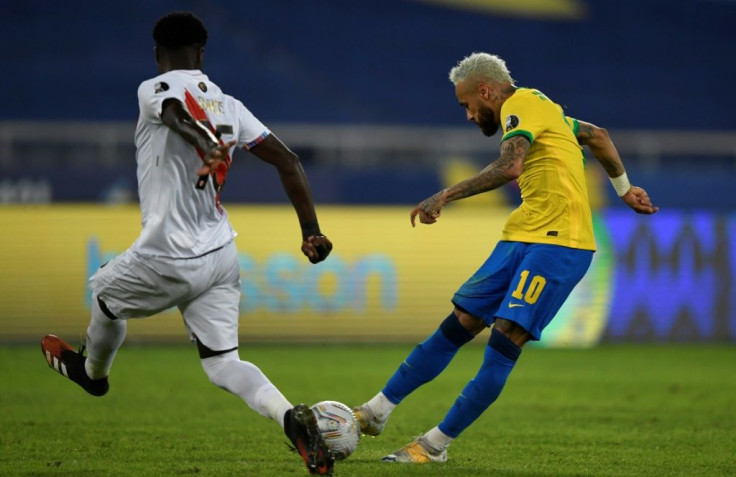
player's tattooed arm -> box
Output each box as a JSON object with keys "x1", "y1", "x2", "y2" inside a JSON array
[
  {"x1": 410, "y1": 135, "x2": 528, "y2": 226},
  {"x1": 575, "y1": 119, "x2": 625, "y2": 178},
  {"x1": 576, "y1": 119, "x2": 659, "y2": 215},
  {"x1": 445, "y1": 135, "x2": 529, "y2": 201}
]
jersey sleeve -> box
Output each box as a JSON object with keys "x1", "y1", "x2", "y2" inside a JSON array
[
  {"x1": 234, "y1": 100, "x2": 271, "y2": 150},
  {"x1": 137, "y1": 75, "x2": 188, "y2": 124},
  {"x1": 565, "y1": 116, "x2": 580, "y2": 137},
  {"x1": 500, "y1": 91, "x2": 549, "y2": 144}
]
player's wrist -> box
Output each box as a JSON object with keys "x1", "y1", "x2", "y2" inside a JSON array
[
  {"x1": 437, "y1": 188, "x2": 450, "y2": 204},
  {"x1": 301, "y1": 220, "x2": 321, "y2": 240},
  {"x1": 201, "y1": 136, "x2": 220, "y2": 154},
  {"x1": 609, "y1": 172, "x2": 631, "y2": 197}
]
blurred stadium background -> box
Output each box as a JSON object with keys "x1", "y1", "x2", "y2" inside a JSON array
[{"x1": 2, "y1": 0, "x2": 735, "y2": 346}]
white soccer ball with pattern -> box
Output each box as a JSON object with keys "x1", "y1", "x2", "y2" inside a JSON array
[{"x1": 310, "y1": 400, "x2": 360, "y2": 460}]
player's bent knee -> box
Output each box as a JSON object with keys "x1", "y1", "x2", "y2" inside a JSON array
[
  {"x1": 440, "y1": 311, "x2": 476, "y2": 346},
  {"x1": 493, "y1": 318, "x2": 532, "y2": 346},
  {"x1": 454, "y1": 307, "x2": 487, "y2": 334},
  {"x1": 194, "y1": 335, "x2": 238, "y2": 360},
  {"x1": 200, "y1": 349, "x2": 239, "y2": 387}
]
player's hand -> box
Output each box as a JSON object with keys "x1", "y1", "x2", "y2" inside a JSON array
[
  {"x1": 410, "y1": 190, "x2": 448, "y2": 227},
  {"x1": 302, "y1": 234, "x2": 333, "y2": 264},
  {"x1": 621, "y1": 186, "x2": 659, "y2": 214},
  {"x1": 197, "y1": 140, "x2": 237, "y2": 176}
]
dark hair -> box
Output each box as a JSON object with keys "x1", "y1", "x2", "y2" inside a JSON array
[{"x1": 153, "y1": 11, "x2": 208, "y2": 49}]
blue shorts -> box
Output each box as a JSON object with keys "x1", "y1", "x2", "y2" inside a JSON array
[{"x1": 452, "y1": 241, "x2": 593, "y2": 340}]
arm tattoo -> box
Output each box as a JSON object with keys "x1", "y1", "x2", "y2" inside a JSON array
[
  {"x1": 446, "y1": 135, "x2": 529, "y2": 202},
  {"x1": 576, "y1": 120, "x2": 625, "y2": 177},
  {"x1": 599, "y1": 156, "x2": 625, "y2": 178},
  {"x1": 576, "y1": 123, "x2": 595, "y2": 144}
]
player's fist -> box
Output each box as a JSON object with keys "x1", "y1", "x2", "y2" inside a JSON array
[
  {"x1": 302, "y1": 234, "x2": 333, "y2": 264},
  {"x1": 410, "y1": 190, "x2": 448, "y2": 227}
]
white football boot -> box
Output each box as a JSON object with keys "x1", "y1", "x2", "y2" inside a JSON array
[
  {"x1": 382, "y1": 436, "x2": 448, "y2": 463},
  {"x1": 352, "y1": 403, "x2": 389, "y2": 436}
]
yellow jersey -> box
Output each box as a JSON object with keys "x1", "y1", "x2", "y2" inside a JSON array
[{"x1": 499, "y1": 88, "x2": 595, "y2": 251}]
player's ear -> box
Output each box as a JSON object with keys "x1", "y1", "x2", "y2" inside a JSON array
[{"x1": 478, "y1": 82, "x2": 489, "y2": 99}]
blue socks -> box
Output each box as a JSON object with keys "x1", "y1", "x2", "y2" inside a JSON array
[
  {"x1": 381, "y1": 313, "x2": 523, "y2": 440},
  {"x1": 382, "y1": 312, "x2": 474, "y2": 404},
  {"x1": 438, "y1": 327, "x2": 521, "y2": 438}
]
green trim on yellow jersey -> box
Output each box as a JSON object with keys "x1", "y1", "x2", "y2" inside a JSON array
[
  {"x1": 565, "y1": 117, "x2": 584, "y2": 164},
  {"x1": 502, "y1": 129, "x2": 534, "y2": 144}
]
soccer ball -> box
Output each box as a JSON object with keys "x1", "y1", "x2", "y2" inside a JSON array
[{"x1": 310, "y1": 400, "x2": 360, "y2": 460}]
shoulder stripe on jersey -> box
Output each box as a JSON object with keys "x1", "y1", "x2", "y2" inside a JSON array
[
  {"x1": 571, "y1": 118, "x2": 580, "y2": 136},
  {"x1": 502, "y1": 129, "x2": 534, "y2": 144}
]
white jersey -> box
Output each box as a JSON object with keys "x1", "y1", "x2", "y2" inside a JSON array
[{"x1": 131, "y1": 69, "x2": 270, "y2": 259}]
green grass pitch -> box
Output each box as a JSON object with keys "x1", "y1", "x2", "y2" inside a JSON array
[{"x1": 1, "y1": 343, "x2": 734, "y2": 476}]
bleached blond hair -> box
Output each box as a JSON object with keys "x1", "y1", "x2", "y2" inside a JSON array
[{"x1": 449, "y1": 52, "x2": 514, "y2": 85}]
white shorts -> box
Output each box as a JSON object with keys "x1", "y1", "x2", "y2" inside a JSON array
[{"x1": 89, "y1": 241, "x2": 241, "y2": 351}]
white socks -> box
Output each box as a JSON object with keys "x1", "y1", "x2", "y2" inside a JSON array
[
  {"x1": 84, "y1": 297, "x2": 126, "y2": 380},
  {"x1": 367, "y1": 392, "x2": 396, "y2": 420},
  {"x1": 423, "y1": 426, "x2": 454, "y2": 453},
  {"x1": 253, "y1": 382, "x2": 293, "y2": 428},
  {"x1": 365, "y1": 392, "x2": 454, "y2": 453},
  {"x1": 201, "y1": 350, "x2": 292, "y2": 427}
]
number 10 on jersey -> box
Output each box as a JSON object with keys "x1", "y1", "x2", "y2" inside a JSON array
[{"x1": 511, "y1": 270, "x2": 547, "y2": 304}]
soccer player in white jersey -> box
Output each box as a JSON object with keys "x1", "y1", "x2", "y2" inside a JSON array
[{"x1": 41, "y1": 11, "x2": 334, "y2": 476}]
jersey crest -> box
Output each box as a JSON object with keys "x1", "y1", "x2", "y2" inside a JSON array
[{"x1": 505, "y1": 114, "x2": 520, "y2": 132}]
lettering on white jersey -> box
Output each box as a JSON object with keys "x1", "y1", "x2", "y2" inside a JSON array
[{"x1": 197, "y1": 96, "x2": 224, "y2": 115}]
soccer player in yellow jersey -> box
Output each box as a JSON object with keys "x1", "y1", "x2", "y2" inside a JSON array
[{"x1": 352, "y1": 52, "x2": 658, "y2": 463}]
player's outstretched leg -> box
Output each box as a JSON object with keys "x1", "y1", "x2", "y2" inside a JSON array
[
  {"x1": 384, "y1": 327, "x2": 522, "y2": 463},
  {"x1": 284, "y1": 404, "x2": 335, "y2": 475},
  {"x1": 198, "y1": 349, "x2": 332, "y2": 473},
  {"x1": 41, "y1": 334, "x2": 109, "y2": 397},
  {"x1": 382, "y1": 435, "x2": 448, "y2": 463},
  {"x1": 354, "y1": 312, "x2": 475, "y2": 436}
]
